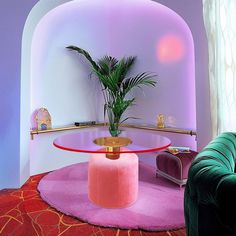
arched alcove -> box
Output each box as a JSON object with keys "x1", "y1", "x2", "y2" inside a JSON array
[
  {"x1": 21, "y1": 0, "x2": 196, "y2": 181},
  {"x1": 20, "y1": 0, "x2": 73, "y2": 185}
]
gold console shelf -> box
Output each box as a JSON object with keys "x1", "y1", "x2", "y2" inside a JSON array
[{"x1": 30, "y1": 123, "x2": 196, "y2": 140}]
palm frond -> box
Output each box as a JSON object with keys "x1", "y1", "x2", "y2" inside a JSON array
[
  {"x1": 120, "y1": 116, "x2": 139, "y2": 124},
  {"x1": 97, "y1": 56, "x2": 118, "y2": 75},
  {"x1": 122, "y1": 72, "x2": 157, "y2": 96},
  {"x1": 66, "y1": 45, "x2": 100, "y2": 71},
  {"x1": 122, "y1": 56, "x2": 136, "y2": 77},
  {"x1": 94, "y1": 71, "x2": 119, "y2": 95},
  {"x1": 111, "y1": 97, "x2": 135, "y2": 121},
  {"x1": 116, "y1": 57, "x2": 136, "y2": 85}
]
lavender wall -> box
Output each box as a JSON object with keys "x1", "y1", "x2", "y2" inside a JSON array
[
  {"x1": 0, "y1": 1, "x2": 38, "y2": 189},
  {"x1": 154, "y1": 0, "x2": 211, "y2": 150}
]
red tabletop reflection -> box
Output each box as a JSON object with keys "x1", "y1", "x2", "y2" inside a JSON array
[{"x1": 53, "y1": 127, "x2": 171, "y2": 154}]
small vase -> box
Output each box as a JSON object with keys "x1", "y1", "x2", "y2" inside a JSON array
[{"x1": 107, "y1": 109, "x2": 122, "y2": 137}]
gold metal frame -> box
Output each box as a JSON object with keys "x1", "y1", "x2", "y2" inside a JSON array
[
  {"x1": 93, "y1": 136, "x2": 132, "y2": 159},
  {"x1": 30, "y1": 123, "x2": 196, "y2": 140}
]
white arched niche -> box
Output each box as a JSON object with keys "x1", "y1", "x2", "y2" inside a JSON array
[{"x1": 21, "y1": 0, "x2": 196, "y2": 184}]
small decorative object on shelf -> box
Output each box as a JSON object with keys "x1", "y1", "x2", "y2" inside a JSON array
[
  {"x1": 74, "y1": 121, "x2": 96, "y2": 126},
  {"x1": 157, "y1": 114, "x2": 165, "y2": 128},
  {"x1": 32, "y1": 108, "x2": 52, "y2": 131}
]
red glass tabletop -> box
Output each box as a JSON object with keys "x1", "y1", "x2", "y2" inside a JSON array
[{"x1": 53, "y1": 127, "x2": 171, "y2": 154}]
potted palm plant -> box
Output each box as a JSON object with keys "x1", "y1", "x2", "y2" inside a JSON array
[{"x1": 66, "y1": 45, "x2": 157, "y2": 137}]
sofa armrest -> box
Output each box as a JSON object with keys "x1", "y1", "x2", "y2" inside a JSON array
[{"x1": 187, "y1": 157, "x2": 231, "y2": 205}]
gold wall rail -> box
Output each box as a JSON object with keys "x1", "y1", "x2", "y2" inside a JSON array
[
  {"x1": 30, "y1": 123, "x2": 196, "y2": 140},
  {"x1": 30, "y1": 123, "x2": 103, "y2": 140},
  {"x1": 121, "y1": 124, "x2": 196, "y2": 136}
]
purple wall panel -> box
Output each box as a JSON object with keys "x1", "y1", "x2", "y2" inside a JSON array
[{"x1": 0, "y1": 1, "x2": 38, "y2": 189}]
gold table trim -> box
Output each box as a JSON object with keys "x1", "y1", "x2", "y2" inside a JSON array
[{"x1": 93, "y1": 137, "x2": 132, "y2": 159}]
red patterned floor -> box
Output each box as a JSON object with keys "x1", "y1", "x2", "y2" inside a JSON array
[{"x1": 0, "y1": 173, "x2": 186, "y2": 236}]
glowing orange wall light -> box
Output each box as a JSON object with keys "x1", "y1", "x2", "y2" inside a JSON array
[{"x1": 157, "y1": 34, "x2": 185, "y2": 63}]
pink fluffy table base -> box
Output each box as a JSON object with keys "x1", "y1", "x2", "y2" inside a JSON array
[{"x1": 88, "y1": 152, "x2": 138, "y2": 208}]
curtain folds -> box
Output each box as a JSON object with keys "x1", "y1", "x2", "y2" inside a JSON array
[{"x1": 203, "y1": 0, "x2": 236, "y2": 137}]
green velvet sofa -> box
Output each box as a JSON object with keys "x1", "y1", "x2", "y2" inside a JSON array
[{"x1": 184, "y1": 132, "x2": 236, "y2": 236}]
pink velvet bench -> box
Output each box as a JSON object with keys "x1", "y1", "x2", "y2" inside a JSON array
[
  {"x1": 88, "y1": 152, "x2": 139, "y2": 208},
  {"x1": 156, "y1": 150, "x2": 198, "y2": 187}
]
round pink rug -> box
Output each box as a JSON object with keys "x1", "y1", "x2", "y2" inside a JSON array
[{"x1": 38, "y1": 162, "x2": 185, "y2": 231}]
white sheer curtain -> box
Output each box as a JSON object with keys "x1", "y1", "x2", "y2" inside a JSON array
[{"x1": 203, "y1": 0, "x2": 236, "y2": 137}]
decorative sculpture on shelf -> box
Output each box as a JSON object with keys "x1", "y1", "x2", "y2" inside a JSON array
[
  {"x1": 32, "y1": 108, "x2": 52, "y2": 131},
  {"x1": 157, "y1": 114, "x2": 165, "y2": 128},
  {"x1": 66, "y1": 45, "x2": 158, "y2": 137}
]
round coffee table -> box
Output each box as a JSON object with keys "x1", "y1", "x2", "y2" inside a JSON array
[{"x1": 53, "y1": 127, "x2": 171, "y2": 208}]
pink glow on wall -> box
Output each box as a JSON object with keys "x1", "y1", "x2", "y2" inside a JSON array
[{"x1": 157, "y1": 34, "x2": 185, "y2": 63}]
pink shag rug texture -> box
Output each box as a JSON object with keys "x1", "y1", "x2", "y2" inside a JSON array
[{"x1": 38, "y1": 162, "x2": 185, "y2": 231}]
